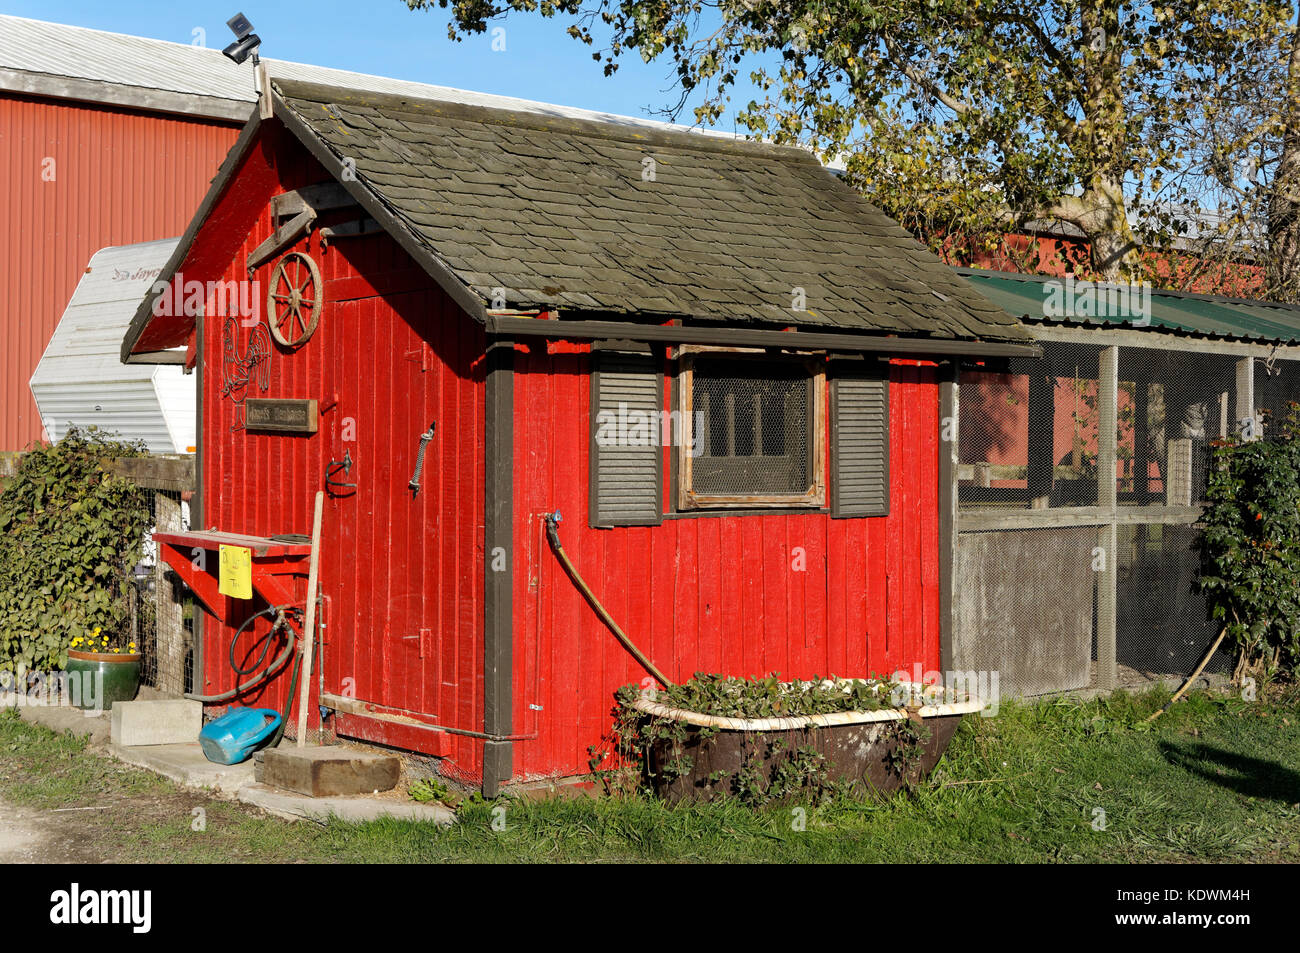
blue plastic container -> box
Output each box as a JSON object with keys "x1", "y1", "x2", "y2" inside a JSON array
[{"x1": 199, "y1": 707, "x2": 282, "y2": 765}]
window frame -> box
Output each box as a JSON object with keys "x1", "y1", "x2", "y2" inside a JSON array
[{"x1": 675, "y1": 345, "x2": 827, "y2": 511}]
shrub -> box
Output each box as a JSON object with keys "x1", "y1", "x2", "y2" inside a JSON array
[
  {"x1": 1199, "y1": 405, "x2": 1300, "y2": 678},
  {"x1": 0, "y1": 428, "x2": 151, "y2": 677}
]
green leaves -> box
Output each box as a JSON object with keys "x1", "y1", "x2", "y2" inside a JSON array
[
  {"x1": 1199, "y1": 404, "x2": 1300, "y2": 676},
  {"x1": 0, "y1": 427, "x2": 150, "y2": 676}
]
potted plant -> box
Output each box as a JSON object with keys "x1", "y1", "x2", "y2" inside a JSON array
[{"x1": 64, "y1": 626, "x2": 141, "y2": 711}]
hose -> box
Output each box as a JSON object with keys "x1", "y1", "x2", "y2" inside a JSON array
[
  {"x1": 1144, "y1": 625, "x2": 1228, "y2": 723},
  {"x1": 184, "y1": 604, "x2": 299, "y2": 704},
  {"x1": 543, "y1": 511, "x2": 674, "y2": 688},
  {"x1": 266, "y1": 641, "x2": 303, "y2": 749}
]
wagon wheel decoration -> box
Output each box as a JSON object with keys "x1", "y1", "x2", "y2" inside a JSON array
[{"x1": 266, "y1": 251, "x2": 323, "y2": 348}]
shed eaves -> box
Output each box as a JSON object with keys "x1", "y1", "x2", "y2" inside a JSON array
[
  {"x1": 961, "y1": 268, "x2": 1300, "y2": 347},
  {"x1": 274, "y1": 79, "x2": 1030, "y2": 342}
]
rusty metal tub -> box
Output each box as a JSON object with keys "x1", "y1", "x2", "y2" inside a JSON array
[{"x1": 631, "y1": 682, "x2": 985, "y2": 802}]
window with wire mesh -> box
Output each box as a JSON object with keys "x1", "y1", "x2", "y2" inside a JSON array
[{"x1": 682, "y1": 355, "x2": 818, "y2": 504}]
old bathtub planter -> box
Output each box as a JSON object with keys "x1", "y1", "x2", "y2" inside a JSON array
[
  {"x1": 64, "y1": 649, "x2": 141, "y2": 711},
  {"x1": 629, "y1": 681, "x2": 984, "y2": 802}
]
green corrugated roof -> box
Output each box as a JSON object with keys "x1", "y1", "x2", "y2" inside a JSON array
[{"x1": 959, "y1": 268, "x2": 1300, "y2": 346}]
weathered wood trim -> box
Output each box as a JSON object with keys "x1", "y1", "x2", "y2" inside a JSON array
[
  {"x1": 676, "y1": 349, "x2": 826, "y2": 510},
  {"x1": 105, "y1": 455, "x2": 197, "y2": 492},
  {"x1": 957, "y1": 504, "x2": 1204, "y2": 532},
  {"x1": 483, "y1": 336, "x2": 514, "y2": 796},
  {"x1": 1236, "y1": 357, "x2": 1256, "y2": 435},
  {"x1": 271, "y1": 182, "x2": 360, "y2": 220},
  {"x1": 938, "y1": 362, "x2": 958, "y2": 673},
  {"x1": 1095, "y1": 346, "x2": 1119, "y2": 691},
  {"x1": 245, "y1": 208, "x2": 317, "y2": 272},
  {"x1": 1024, "y1": 323, "x2": 1300, "y2": 358},
  {"x1": 487, "y1": 315, "x2": 1039, "y2": 359}
]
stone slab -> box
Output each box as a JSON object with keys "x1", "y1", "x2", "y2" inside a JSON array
[
  {"x1": 109, "y1": 742, "x2": 254, "y2": 796},
  {"x1": 262, "y1": 745, "x2": 400, "y2": 797},
  {"x1": 238, "y1": 783, "x2": 455, "y2": 826}
]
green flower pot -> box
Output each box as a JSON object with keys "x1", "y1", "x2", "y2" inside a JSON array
[{"x1": 65, "y1": 650, "x2": 141, "y2": 711}]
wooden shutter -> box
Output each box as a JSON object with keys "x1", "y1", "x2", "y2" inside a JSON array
[
  {"x1": 831, "y1": 363, "x2": 890, "y2": 517},
  {"x1": 590, "y1": 346, "x2": 663, "y2": 527}
]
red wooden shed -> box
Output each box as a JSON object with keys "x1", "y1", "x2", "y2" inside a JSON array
[{"x1": 122, "y1": 76, "x2": 1035, "y2": 794}]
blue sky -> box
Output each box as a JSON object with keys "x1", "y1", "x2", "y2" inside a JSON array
[{"x1": 10, "y1": 0, "x2": 759, "y2": 131}]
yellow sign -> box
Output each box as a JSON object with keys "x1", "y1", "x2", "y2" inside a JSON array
[{"x1": 218, "y1": 545, "x2": 253, "y2": 599}]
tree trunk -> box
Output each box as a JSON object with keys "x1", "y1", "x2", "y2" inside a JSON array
[
  {"x1": 1052, "y1": 177, "x2": 1142, "y2": 282},
  {"x1": 1268, "y1": 17, "x2": 1300, "y2": 303}
]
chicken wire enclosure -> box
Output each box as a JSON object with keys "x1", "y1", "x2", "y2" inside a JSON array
[
  {"x1": 958, "y1": 343, "x2": 1240, "y2": 510},
  {"x1": 1114, "y1": 523, "x2": 1231, "y2": 681},
  {"x1": 130, "y1": 489, "x2": 195, "y2": 697},
  {"x1": 958, "y1": 343, "x2": 1106, "y2": 509},
  {"x1": 953, "y1": 337, "x2": 1283, "y2": 698},
  {"x1": 686, "y1": 356, "x2": 815, "y2": 498}
]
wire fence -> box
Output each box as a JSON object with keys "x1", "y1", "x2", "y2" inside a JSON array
[
  {"x1": 127, "y1": 489, "x2": 195, "y2": 697},
  {"x1": 953, "y1": 339, "x2": 1281, "y2": 697}
]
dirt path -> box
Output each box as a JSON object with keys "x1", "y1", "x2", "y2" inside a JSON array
[{"x1": 0, "y1": 797, "x2": 103, "y2": 863}]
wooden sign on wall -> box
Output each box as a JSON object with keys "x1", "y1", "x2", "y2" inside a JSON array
[{"x1": 245, "y1": 398, "x2": 319, "y2": 433}]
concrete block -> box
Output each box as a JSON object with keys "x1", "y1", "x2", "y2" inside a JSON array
[
  {"x1": 263, "y1": 745, "x2": 400, "y2": 797},
  {"x1": 110, "y1": 699, "x2": 202, "y2": 747}
]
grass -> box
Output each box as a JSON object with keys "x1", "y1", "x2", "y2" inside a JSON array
[{"x1": 2, "y1": 683, "x2": 1298, "y2": 863}]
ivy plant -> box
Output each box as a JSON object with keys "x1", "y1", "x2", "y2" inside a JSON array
[
  {"x1": 0, "y1": 428, "x2": 151, "y2": 678},
  {"x1": 1199, "y1": 405, "x2": 1300, "y2": 679}
]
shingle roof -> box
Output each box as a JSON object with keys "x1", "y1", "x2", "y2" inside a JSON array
[{"x1": 274, "y1": 79, "x2": 1030, "y2": 342}]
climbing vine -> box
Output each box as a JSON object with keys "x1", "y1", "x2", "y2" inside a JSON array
[
  {"x1": 1199, "y1": 404, "x2": 1300, "y2": 680},
  {"x1": 0, "y1": 428, "x2": 151, "y2": 677}
]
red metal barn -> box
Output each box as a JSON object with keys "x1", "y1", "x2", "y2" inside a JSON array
[{"x1": 122, "y1": 77, "x2": 1034, "y2": 793}]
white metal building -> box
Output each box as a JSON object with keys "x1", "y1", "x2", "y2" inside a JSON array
[{"x1": 30, "y1": 239, "x2": 194, "y2": 453}]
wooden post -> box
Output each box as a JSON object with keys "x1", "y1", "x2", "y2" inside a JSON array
[
  {"x1": 939, "y1": 363, "x2": 959, "y2": 674},
  {"x1": 1027, "y1": 369, "x2": 1053, "y2": 508},
  {"x1": 1235, "y1": 357, "x2": 1255, "y2": 438},
  {"x1": 296, "y1": 491, "x2": 325, "y2": 748},
  {"x1": 1096, "y1": 346, "x2": 1119, "y2": 690},
  {"x1": 153, "y1": 492, "x2": 186, "y2": 696}
]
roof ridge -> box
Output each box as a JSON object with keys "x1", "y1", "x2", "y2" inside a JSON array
[{"x1": 272, "y1": 77, "x2": 816, "y2": 163}]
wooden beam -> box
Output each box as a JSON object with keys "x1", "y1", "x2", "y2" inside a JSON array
[
  {"x1": 1027, "y1": 368, "x2": 1054, "y2": 508},
  {"x1": 486, "y1": 315, "x2": 1040, "y2": 359},
  {"x1": 1098, "y1": 346, "x2": 1119, "y2": 511},
  {"x1": 957, "y1": 504, "x2": 1204, "y2": 532},
  {"x1": 271, "y1": 182, "x2": 360, "y2": 220},
  {"x1": 1096, "y1": 345, "x2": 1119, "y2": 691},
  {"x1": 482, "y1": 337, "x2": 514, "y2": 796},
  {"x1": 246, "y1": 208, "x2": 316, "y2": 272}
]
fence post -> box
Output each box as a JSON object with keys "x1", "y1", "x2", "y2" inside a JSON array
[
  {"x1": 153, "y1": 492, "x2": 186, "y2": 696},
  {"x1": 1096, "y1": 346, "x2": 1119, "y2": 690}
]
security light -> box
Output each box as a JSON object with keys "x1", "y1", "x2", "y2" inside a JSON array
[
  {"x1": 227, "y1": 13, "x2": 254, "y2": 38},
  {"x1": 222, "y1": 12, "x2": 261, "y2": 65}
]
